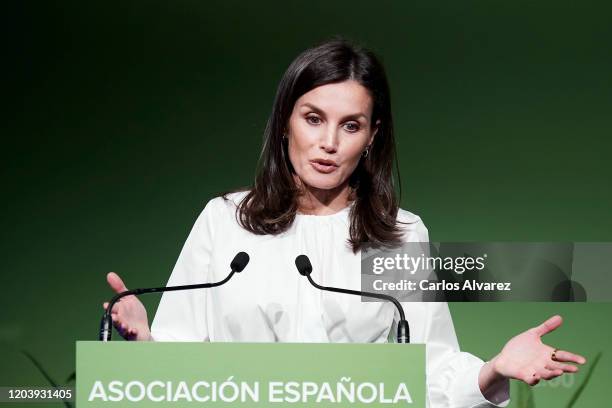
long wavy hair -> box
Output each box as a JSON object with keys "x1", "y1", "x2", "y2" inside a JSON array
[{"x1": 225, "y1": 37, "x2": 407, "y2": 252}]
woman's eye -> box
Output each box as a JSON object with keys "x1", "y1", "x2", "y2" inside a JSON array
[
  {"x1": 344, "y1": 122, "x2": 360, "y2": 132},
  {"x1": 306, "y1": 116, "x2": 321, "y2": 125}
]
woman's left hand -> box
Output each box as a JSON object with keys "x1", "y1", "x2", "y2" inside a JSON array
[{"x1": 490, "y1": 315, "x2": 586, "y2": 385}]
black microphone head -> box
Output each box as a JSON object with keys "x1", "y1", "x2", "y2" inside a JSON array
[
  {"x1": 295, "y1": 254, "x2": 312, "y2": 276},
  {"x1": 230, "y1": 251, "x2": 250, "y2": 272}
]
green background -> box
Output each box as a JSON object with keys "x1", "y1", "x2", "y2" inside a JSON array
[{"x1": 3, "y1": 1, "x2": 611, "y2": 406}]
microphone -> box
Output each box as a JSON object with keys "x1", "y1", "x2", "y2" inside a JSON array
[
  {"x1": 294, "y1": 254, "x2": 410, "y2": 343},
  {"x1": 99, "y1": 251, "x2": 250, "y2": 341}
]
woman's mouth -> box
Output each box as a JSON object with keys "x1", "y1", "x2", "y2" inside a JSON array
[{"x1": 310, "y1": 159, "x2": 339, "y2": 174}]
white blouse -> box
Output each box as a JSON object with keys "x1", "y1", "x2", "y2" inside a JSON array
[{"x1": 151, "y1": 191, "x2": 509, "y2": 408}]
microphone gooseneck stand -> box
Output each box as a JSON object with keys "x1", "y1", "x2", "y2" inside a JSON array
[
  {"x1": 99, "y1": 251, "x2": 250, "y2": 341},
  {"x1": 294, "y1": 254, "x2": 410, "y2": 343}
]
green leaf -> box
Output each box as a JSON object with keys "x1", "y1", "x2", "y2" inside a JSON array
[
  {"x1": 21, "y1": 350, "x2": 59, "y2": 388},
  {"x1": 516, "y1": 380, "x2": 536, "y2": 408},
  {"x1": 566, "y1": 352, "x2": 602, "y2": 408},
  {"x1": 21, "y1": 350, "x2": 73, "y2": 408}
]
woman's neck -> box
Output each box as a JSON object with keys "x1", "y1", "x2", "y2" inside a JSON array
[{"x1": 295, "y1": 179, "x2": 354, "y2": 216}]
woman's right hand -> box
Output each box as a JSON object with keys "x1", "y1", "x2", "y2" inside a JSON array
[{"x1": 103, "y1": 272, "x2": 152, "y2": 341}]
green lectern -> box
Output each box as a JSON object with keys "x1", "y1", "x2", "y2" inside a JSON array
[{"x1": 77, "y1": 341, "x2": 425, "y2": 407}]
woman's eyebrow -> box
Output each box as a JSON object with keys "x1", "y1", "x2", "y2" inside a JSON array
[{"x1": 300, "y1": 102, "x2": 367, "y2": 121}]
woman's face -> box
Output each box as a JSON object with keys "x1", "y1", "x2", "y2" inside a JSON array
[{"x1": 286, "y1": 80, "x2": 379, "y2": 192}]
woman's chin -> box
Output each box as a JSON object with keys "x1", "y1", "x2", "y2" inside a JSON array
[{"x1": 301, "y1": 175, "x2": 345, "y2": 191}]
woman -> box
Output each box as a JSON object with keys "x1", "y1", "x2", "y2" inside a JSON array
[{"x1": 103, "y1": 38, "x2": 586, "y2": 407}]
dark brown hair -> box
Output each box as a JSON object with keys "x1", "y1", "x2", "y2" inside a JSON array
[{"x1": 226, "y1": 37, "x2": 406, "y2": 252}]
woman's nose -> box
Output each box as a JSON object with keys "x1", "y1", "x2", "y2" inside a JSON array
[{"x1": 319, "y1": 127, "x2": 339, "y2": 153}]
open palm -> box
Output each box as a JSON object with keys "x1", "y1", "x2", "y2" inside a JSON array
[
  {"x1": 492, "y1": 315, "x2": 586, "y2": 385},
  {"x1": 103, "y1": 272, "x2": 152, "y2": 341}
]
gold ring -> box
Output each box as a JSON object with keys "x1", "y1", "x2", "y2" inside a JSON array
[{"x1": 551, "y1": 348, "x2": 559, "y2": 361}]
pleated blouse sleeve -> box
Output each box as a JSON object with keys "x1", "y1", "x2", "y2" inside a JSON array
[
  {"x1": 149, "y1": 199, "x2": 218, "y2": 341},
  {"x1": 396, "y1": 212, "x2": 510, "y2": 408}
]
